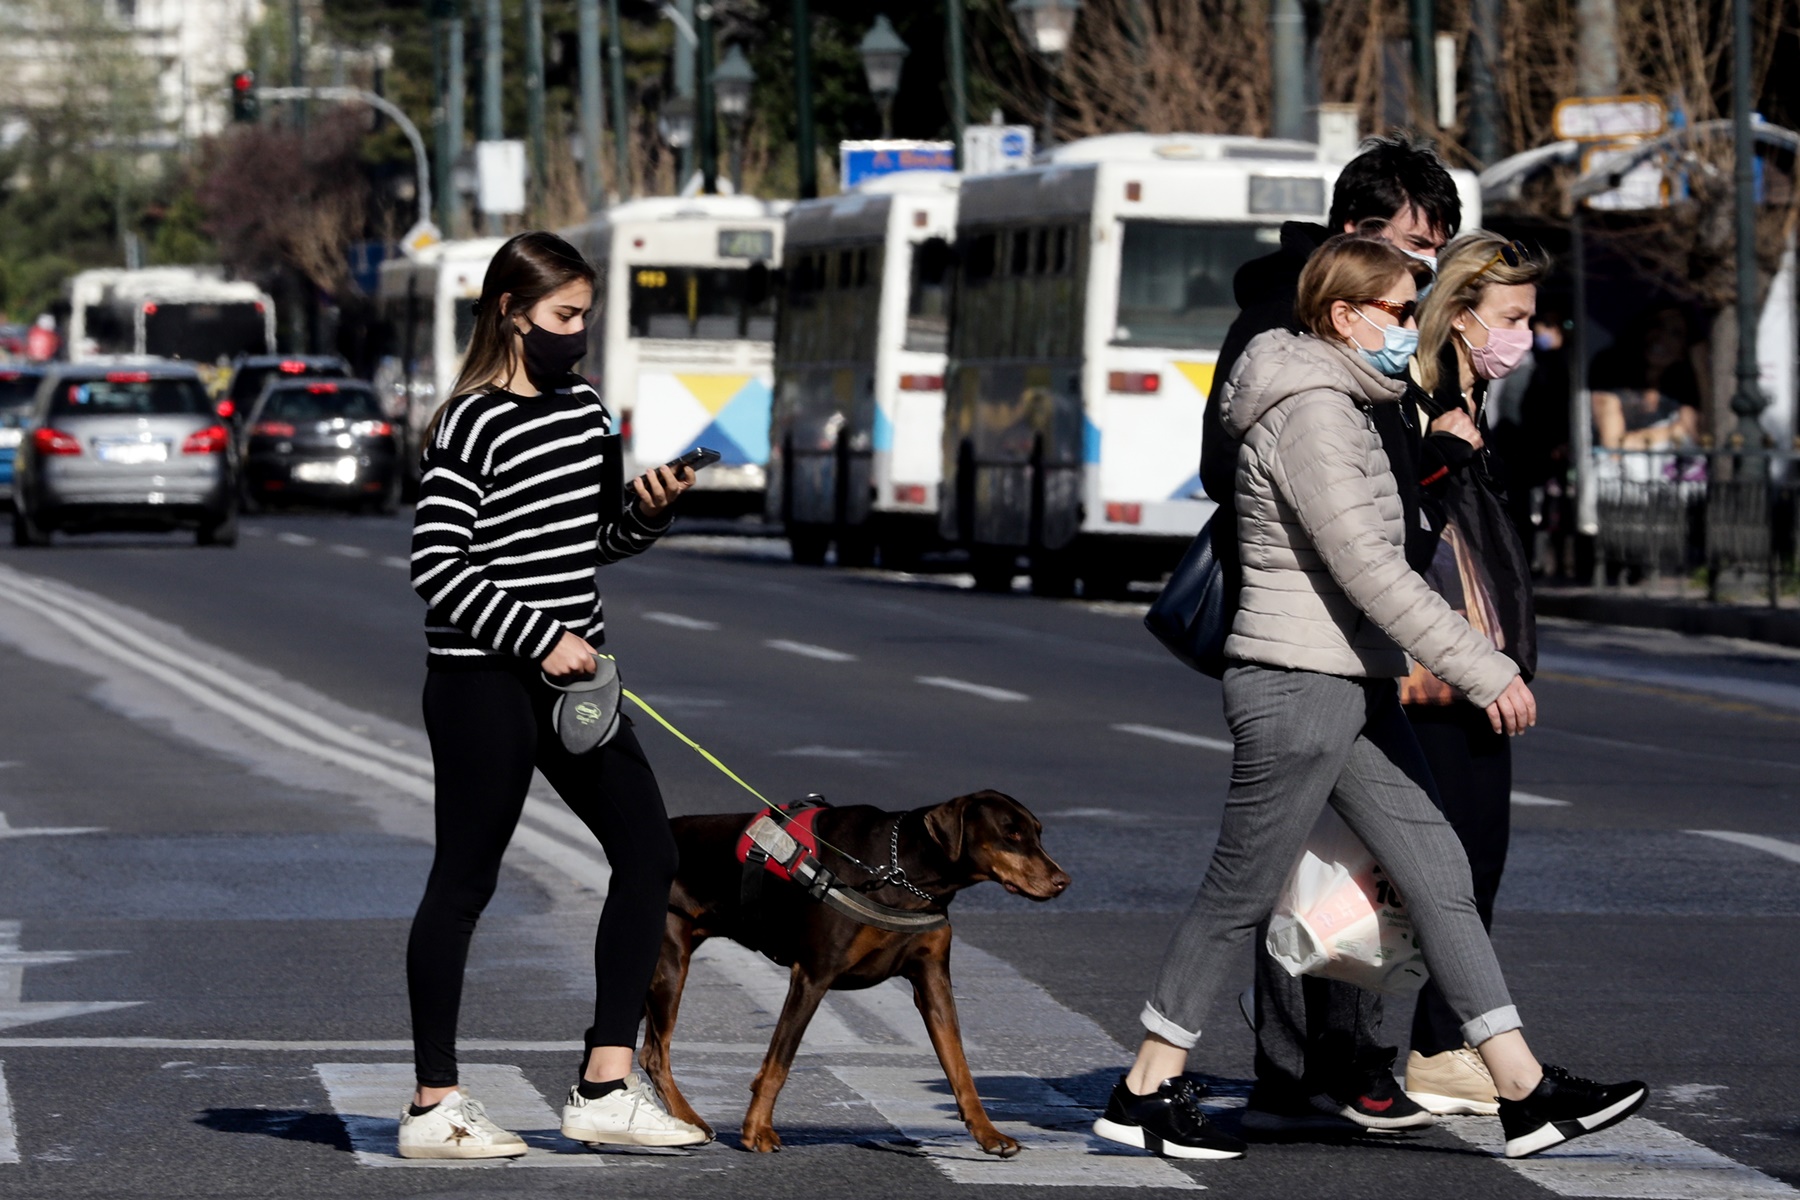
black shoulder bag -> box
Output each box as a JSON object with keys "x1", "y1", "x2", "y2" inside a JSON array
[{"x1": 1144, "y1": 509, "x2": 1237, "y2": 679}]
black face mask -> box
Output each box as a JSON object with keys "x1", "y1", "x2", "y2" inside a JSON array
[{"x1": 519, "y1": 321, "x2": 587, "y2": 383}]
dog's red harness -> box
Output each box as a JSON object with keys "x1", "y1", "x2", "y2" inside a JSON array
[
  {"x1": 735, "y1": 802, "x2": 826, "y2": 883},
  {"x1": 733, "y1": 799, "x2": 948, "y2": 933}
]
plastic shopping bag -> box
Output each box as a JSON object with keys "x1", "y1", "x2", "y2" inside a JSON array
[{"x1": 1265, "y1": 807, "x2": 1429, "y2": 995}]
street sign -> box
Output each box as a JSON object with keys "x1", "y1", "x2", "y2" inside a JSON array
[
  {"x1": 399, "y1": 220, "x2": 442, "y2": 260},
  {"x1": 962, "y1": 124, "x2": 1034, "y2": 176},
  {"x1": 476, "y1": 140, "x2": 527, "y2": 215},
  {"x1": 1553, "y1": 95, "x2": 1667, "y2": 141},
  {"x1": 839, "y1": 140, "x2": 955, "y2": 190},
  {"x1": 1579, "y1": 142, "x2": 1668, "y2": 211}
]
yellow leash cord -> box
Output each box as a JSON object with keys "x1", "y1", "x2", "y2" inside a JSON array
[{"x1": 622, "y1": 687, "x2": 778, "y2": 809}]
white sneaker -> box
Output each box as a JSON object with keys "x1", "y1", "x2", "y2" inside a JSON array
[
  {"x1": 396, "y1": 1090, "x2": 528, "y2": 1159},
  {"x1": 560, "y1": 1072, "x2": 710, "y2": 1147},
  {"x1": 1405, "y1": 1046, "x2": 1501, "y2": 1116}
]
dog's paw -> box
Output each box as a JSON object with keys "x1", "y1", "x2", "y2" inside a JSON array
[
  {"x1": 740, "y1": 1124, "x2": 783, "y2": 1153},
  {"x1": 976, "y1": 1130, "x2": 1022, "y2": 1158}
]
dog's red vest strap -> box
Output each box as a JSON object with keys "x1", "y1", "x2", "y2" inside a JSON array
[{"x1": 735, "y1": 803, "x2": 825, "y2": 882}]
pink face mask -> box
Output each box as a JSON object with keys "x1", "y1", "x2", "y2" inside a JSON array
[{"x1": 1463, "y1": 309, "x2": 1533, "y2": 380}]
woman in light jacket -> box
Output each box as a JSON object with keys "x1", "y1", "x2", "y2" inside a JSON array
[{"x1": 1091, "y1": 234, "x2": 1645, "y2": 1163}]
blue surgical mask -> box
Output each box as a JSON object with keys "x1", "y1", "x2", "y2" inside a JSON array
[{"x1": 1353, "y1": 309, "x2": 1419, "y2": 377}]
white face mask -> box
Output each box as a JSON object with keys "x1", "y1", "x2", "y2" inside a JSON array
[{"x1": 1398, "y1": 247, "x2": 1437, "y2": 300}]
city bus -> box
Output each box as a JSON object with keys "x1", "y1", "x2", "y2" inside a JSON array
[
  {"x1": 371, "y1": 236, "x2": 508, "y2": 492},
  {"x1": 561, "y1": 196, "x2": 788, "y2": 509},
  {"x1": 768, "y1": 171, "x2": 959, "y2": 566},
  {"x1": 67, "y1": 267, "x2": 276, "y2": 378}
]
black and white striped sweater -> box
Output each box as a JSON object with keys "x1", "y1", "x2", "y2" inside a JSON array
[{"x1": 410, "y1": 375, "x2": 669, "y2": 669}]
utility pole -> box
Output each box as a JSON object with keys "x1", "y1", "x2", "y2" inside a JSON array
[
  {"x1": 1730, "y1": 0, "x2": 1767, "y2": 459},
  {"x1": 675, "y1": 0, "x2": 697, "y2": 183},
  {"x1": 448, "y1": 14, "x2": 466, "y2": 236},
  {"x1": 1270, "y1": 0, "x2": 1305, "y2": 141},
  {"x1": 525, "y1": 0, "x2": 548, "y2": 221},
  {"x1": 1576, "y1": 0, "x2": 1619, "y2": 96},
  {"x1": 697, "y1": 3, "x2": 718, "y2": 193},
  {"x1": 1468, "y1": 0, "x2": 1501, "y2": 163},
  {"x1": 578, "y1": 0, "x2": 605, "y2": 213},
  {"x1": 606, "y1": 0, "x2": 631, "y2": 200},
  {"x1": 792, "y1": 0, "x2": 817, "y2": 199},
  {"x1": 946, "y1": 0, "x2": 969, "y2": 161},
  {"x1": 1409, "y1": 0, "x2": 1434, "y2": 124},
  {"x1": 482, "y1": 0, "x2": 504, "y2": 235},
  {"x1": 289, "y1": 0, "x2": 307, "y2": 130},
  {"x1": 431, "y1": 1, "x2": 459, "y2": 238}
]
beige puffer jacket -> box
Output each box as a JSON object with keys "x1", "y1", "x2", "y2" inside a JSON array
[{"x1": 1220, "y1": 329, "x2": 1519, "y2": 708}]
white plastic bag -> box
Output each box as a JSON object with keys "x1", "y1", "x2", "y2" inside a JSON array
[{"x1": 1265, "y1": 807, "x2": 1428, "y2": 995}]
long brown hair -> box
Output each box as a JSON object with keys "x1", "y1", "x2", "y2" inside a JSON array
[
  {"x1": 426, "y1": 230, "x2": 596, "y2": 442},
  {"x1": 1414, "y1": 232, "x2": 1547, "y2": 393}
]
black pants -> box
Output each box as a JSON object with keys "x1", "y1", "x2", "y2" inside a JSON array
[
  {"x1": 407, "y1": 668, "x2": 678, "y2": 1088},
  {"x1": 1406, "y1": 701, "x2": 1512, "y2": 1056}
]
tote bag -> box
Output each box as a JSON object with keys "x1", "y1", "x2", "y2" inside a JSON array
[{"x1": 1144, "y1": 511, "x2": 1234, "y2": 678}]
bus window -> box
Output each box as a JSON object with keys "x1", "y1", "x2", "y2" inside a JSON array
[
  {"x1": 629, "y1": 266, "x2": 773, "y2": 341},
  {"x1": 83, "y1": 305, "x2": 132, "y2": 355},
  {"x1": 144, "y1": 302, "x2": 270, "y2": 361},
  {"x1": 905, "y1": 238, "x2": 951, "y2": 354},
  {"x1": 744, "y1": 262, "x2": 776, "y2": 341},
  {"x1": 1114, "y1": 221, "x2": 1270, "y2": 350},
  {"x1": 452, "y1": 298, "x2": 478, "y2": 354}
]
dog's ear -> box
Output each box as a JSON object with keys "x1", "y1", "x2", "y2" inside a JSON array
[{"x1": 924, "y1": 795, "x2": 972, "y2": 862}]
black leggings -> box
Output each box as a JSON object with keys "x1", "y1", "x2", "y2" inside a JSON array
[
  {"x1": 407, "y1": 667, "x2": 678, "y2": 1088},
  {"x1": 1406, "y1": 701, "x2": 1512, "y2": 1057}
]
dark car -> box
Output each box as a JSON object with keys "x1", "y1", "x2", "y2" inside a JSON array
[
  {"x1": 220, "y1": 354, "x2": 350, "y2": 424},
  {"x1": 11, "y1": 362, "x2": 237, "y2": 546},
  {"x1": 241, "y1": 378, "x2": 400, "y2": 513},
  {"x1": 0, "y1": 365, "x2": 47, "y2": 503}
]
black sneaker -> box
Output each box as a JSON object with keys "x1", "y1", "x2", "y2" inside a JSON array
[
  {"x1": 1092, "y1": 1075, "x2": 1247, "y2": 1160},
  {"x1": 1312, "y1": 1052, "x2": 1435, "y2": 1131},
  {"x1": 1499, "y1": 1065, "x2": 1648, "y2": 1158},
  {"x1": 1240, "y1": 1084, "x2": 1358, "y2": 1136}
]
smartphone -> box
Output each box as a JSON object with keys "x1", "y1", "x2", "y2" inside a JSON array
[{"x1": 663, "y1": 446, "x2": 721, "y2": 474}]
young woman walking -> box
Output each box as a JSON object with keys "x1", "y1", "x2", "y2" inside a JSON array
[
  {"x1": 1092, "y1": 234, "x2": 1646, "y2": 1163},
  {"x1": 397, "y1": 231, "x2": 705, "y2": 1159}
]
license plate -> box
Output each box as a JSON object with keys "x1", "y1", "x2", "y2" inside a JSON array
[
  {"x1": 95, "y1": 439, "x2": 169, "y2": 464},
  {"x1": 293, "y1": 458, "x2": 356, "y2": 484}
]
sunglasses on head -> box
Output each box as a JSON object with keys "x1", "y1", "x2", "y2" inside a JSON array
[
  {"x1": 1360, "y1": 297, "x2": 1419, "y2": 324},
  {"x1": 1471, "y1": 239, "x2": 1531, "y2": 285}
]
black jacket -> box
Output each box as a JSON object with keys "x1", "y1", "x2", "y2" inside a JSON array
[{"x1": 1202, "y1": 221, "x2": 1439, "y2": 575}]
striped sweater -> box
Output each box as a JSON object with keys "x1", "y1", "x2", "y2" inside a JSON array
[{"x1": 410, "y1": 374, "x2": 669, "y2": 668}]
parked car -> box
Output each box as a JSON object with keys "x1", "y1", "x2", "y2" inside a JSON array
[
  {"x1": 219, "y1": 354, "x2": 350, "y2": 423},
  {"x1": 240, "y1": 378, "x2": 399, "y2": 514},
  {"x1": 0, "y1": 366, "x2": 47, "y2": 504},
  {"x1": 11, "y1": 362, "x2": 237, "y2": 547}
]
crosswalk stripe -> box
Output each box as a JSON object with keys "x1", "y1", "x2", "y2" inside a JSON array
[
  {"x1": 1112, "y1": 723, "x2": 1233, "y2": 752},
  {"x1": 1511, "y1": 792, "x2": 1573, "y2": 807},
  {"x1": 0, "y1": 1061, "x2": 17, "y2": 1165},
  {"x1": 828, "y1": 1067, "x2": 1201, "y2": 1189},
  {"x1": 1445, "y1": 1114, "x2": 1800, "y2": 1198},
  {"x1": 766, "y1": 639, "x2": 857, "y2": 662},
  {"x1": 916, "y1": 676, "x2": 1029, "y2": 702},
  {"x1": 1689, "y1": 829, "x2": 1800, "y2": 866},
  {"x1": 316, "y1": 1062, "x2": 593, "y2": 1168}
]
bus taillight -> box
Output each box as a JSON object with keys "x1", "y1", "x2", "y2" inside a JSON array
[
  {"x1": 899, "y1": 374, "x2": 943, "y2": 392},
  {"x1": 1107, "y1": 371, "x2": 1160, "y2": 394},
  {"x1": 893, "y1": 484, "x2": 928, "y2": 505},
  {"x1": 1105, "y1": 502, "x2": 1142, "y2": 525}
]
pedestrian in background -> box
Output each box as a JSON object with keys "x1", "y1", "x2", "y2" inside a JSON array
[
  {"x1": 398, "y1": 231, "x2": 706, "y2": 1159},
  {"x1": 1093, "y1": 233, "x2": 1647, "y2": 1163},
  {"x1": 1200, "y1": 133, "x2": 1468, "y2": 1135},
  {"x1": 1399, "y1": 233, "x2": 1547, "y2": 1116}
]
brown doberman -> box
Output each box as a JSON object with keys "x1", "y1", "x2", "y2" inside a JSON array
[{"x1": 640, "y1": 789, "x2": 1071, "y2": 1156}]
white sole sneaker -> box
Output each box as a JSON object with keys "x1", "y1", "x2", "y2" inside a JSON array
[
  {"x1": 396, "y1": 1091, "x2": 528, "y2": 1160},
  {"x1": 559, "y1": 1075, "x2": 710, "y2": 1148},
  {"x1": 1407, "y1": 1089, "x2": 1500, "y2": 1117},
  {"x1": 1503, "y1": 1086, "x2": 1646, "y2": 1159},
  {"x1": 1091, "y1": 1117, "x2": 1245, "y2": 1161}
]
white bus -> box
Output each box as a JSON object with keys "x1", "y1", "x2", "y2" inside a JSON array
[
  {"x1": 768, "y1": 171, "x2": 959, "y2": 566},
  {"x1": 372, "y1": 237, "x2": 508, "y2": 491},
  {"x1": 561, "y1": 196, "x2": 788, "y2": 508},
  {"x1": 67, "y1": 267, "x2": 276, "y2": 370}
]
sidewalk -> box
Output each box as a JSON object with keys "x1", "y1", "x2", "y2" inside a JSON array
[{"x1": 1533, "y1": 584, "x2": 1800, "y2": 650}]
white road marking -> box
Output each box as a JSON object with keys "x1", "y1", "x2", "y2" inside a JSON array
[
  {"x1": 0, "y1": 1037, "x2": 927, "y2": 1054},
  {"x1": 0, "y1": 921, "x2": 139, "y2": 1033},
  {"x1": 275, "y1": 532, "x2": 316, "y2": 547},
  {"x1": 766, "y1": 638, "x2": 857, "y2": 662},
  {"x1": 381, "y1": 555, "x2": 410, "y2": 570},
  {"x1": 772, "y1": 746, "x2": 906, "y2": 767},
  {"x1": 1689, "y1": 830, "x2": 1800, "y2": 866},
  {"x1": 916, "y1": 676, "x2": 1028, "y2": 703},
  {"x1": 0, "y1": 1061, "x2": 16, "y2": 1165},
  {"x1": 1447, "y1": 1113, "x2": 1800, "y2": 1198},
  {"x1": 330, "y1": 544, "x2": 370, "y2": 559},
  {"x1": 642, "y1": 611, "x2": 720, "y2": 631},
  {"x1": 315, "y1": 1062, "x2": 587, "y2": 1168},
  {"x1": 1112, "y1": 723, "x2": 1233, "y2": 753},
  {"x1": 1511, "y1": 792, "x2": 1573, "y2": 808},
  {"x1": 829, "y1": 1067, "x2": 1200, "y2": 1189},
  {"x1": 690, "y1": 941, "x2": 868, "y2": 1048},
  {"x1": 0, "y1": 812, "x2": 105, "y2": 840}
]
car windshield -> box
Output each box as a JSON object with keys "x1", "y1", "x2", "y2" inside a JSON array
[
  {"x1": 261, "y1": 386, "x2": 382, "y2": 422},
  {"x1": 53, "y1": 376, "x2": 209, "y2": 417},
  {"x1": 0, "y1": 371, "x2": 39, "y2": 414},
  {"x1": 628, "y1": 265, "x2": 774, "y2": 341},
  {"x1": 1115, "y1": 221, "x2": 1277, "y2": 350},
  {"x1": 230, "y1": 360, "x2": 347, "y2": 407}
]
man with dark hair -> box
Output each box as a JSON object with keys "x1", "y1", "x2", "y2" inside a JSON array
[{"x1": 1199, "y1": 132, "x2": 1469, "y2": 1137}]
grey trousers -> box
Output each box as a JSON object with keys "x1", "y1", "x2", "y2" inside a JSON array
[{"x1": 1143, "y1": 663, "x2": 1521, "y2": 1051}]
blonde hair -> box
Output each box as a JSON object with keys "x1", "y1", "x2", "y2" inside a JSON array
[
  {"x1": 1414, "y1": 232, "x2": 1548, "y2": 393},
  {"x1": 1294, "y1": 233, "x2": 1430, "y2": 342}
]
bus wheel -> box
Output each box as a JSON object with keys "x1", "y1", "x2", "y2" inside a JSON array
[
  {"x1": 1081, "y1": 570, "x2": 1132, "y2": 600},
  {"x1": 1029, "y1": 551, "x2": 1078, "y2": 598},
  {"x1": 788, "y1": 524, "x2": 831, "y2": 566},
  {"x1": 836, "y1": 524, "x2": 876, "y2": 568},
  {"x1": 970, "y1": 546, "x2": 1018, "y2": 593}
]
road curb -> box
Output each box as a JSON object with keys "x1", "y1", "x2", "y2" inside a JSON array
[{"x1": 1534, "y1": 588, "x2": 1800, "y2": 650}]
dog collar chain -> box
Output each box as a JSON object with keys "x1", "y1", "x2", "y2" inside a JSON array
[{"x1": 861, "y1": 818, "x2": 940, "y2": 905}]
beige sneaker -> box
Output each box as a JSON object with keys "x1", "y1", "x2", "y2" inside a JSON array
[
  {"x1": 396, "y1": 1090, "x2": 528, "y2": 1159},
  {"x1": 561, "y1": 1072, "x2": 710, "y2": 1147},
  {"x1": 1405, "y1": 1046, "x2": 1500, "y2": 1116}
]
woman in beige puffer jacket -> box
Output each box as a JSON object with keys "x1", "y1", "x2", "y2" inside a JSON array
[{"x1": 1096, "y1": 234, "x2": 1646, "y2": 1165}]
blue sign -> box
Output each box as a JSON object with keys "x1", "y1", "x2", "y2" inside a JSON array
[{"x1": 839, "y1": 140, "x2": 956, "y2": 189}]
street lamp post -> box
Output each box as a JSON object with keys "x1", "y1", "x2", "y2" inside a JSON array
[
  {"x1": 712, "y1": 44, "x2": 756, "y2": 195},
  {"x1": 858, "y1": 16, "x2": 908, "y2": 140},
  {"x1": 660, "y1": 93, "x2": 696, "y2": 190},
  {"x1": 1009, "y1": 0, "x2": 1080, "y2": 149}
]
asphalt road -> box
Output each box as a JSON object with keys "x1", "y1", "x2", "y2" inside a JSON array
[{"x1": 0, "y1": 509, "x2": 1795, "y2": 1200}]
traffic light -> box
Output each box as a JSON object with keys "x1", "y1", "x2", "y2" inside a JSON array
[{"x1": 230, "y1": 70, "x2": 258, "y2": 123}]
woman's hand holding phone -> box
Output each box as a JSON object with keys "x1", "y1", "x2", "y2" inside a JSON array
[{"x1": 632, "y1": 464, "x2": 695, "y2": 517}]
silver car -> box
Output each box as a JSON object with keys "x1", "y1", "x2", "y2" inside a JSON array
[{"x1": 11, "y1": 362, "x2": 238, "y2": 547}]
